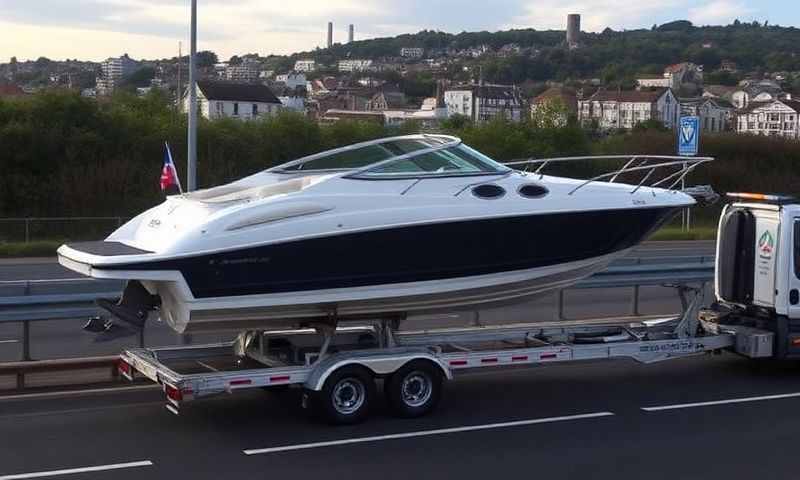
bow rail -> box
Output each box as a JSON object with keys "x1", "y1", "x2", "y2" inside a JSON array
[{"x1": 505, "y1": 155, "x2": 713, "y2": 195}]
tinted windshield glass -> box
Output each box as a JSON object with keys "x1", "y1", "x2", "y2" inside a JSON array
[
  {"x1": 283, "y1": 138, "x2": 442, "y2": 171},
  {"x1": 358, "y1": 145, "x2": 508, "y2": 177}
]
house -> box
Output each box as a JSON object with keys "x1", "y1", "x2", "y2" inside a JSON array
[
  {"x1": 720, "y1": 60, "x2": 738, "y2": 72},
  {"x1": 703, "y1": 84, "x2": 737, "y2": 102},
  {"x1": 338, "y1": 59, "x2": 373, "y2": 72},
  {"x1": 680, "y1": 97, "x2": 733, "y2": 132},
  {"x1": 736, "y1": 98, "x2": 800, "y2": 138},
  {"x1": 400, "y1": 48, "x2": 424, "y2": 59},
  {"x1": 224, "y1": 62, "x2": 261, "y2": 83},
  {"x1": 366, "y1": 87, "x2": 407, "y2": 111},
  {"x1": 294, "y1": 60, "x2": 316, "y2": 72},
  {"x1": 306, "y1": 79, "x2": 330, "y2": 98},
  {"x1": 275, "y1": 72, "x2": 307, "y2": 90},
  {"x1": 662, "y1": 63, "x2": 703, "y2": 90},
  {"x1": 320, "y1": 109, "x2": 385, "y2": 125},
  {"x1": 531, "y1": 87, "x2": 578, "y2": 125},
  {"x1": 636, "y1": 75, "x2": 671, "y2": 89},
  {"x1": 731, "y1": 80, "x2": 784, "y2": 109},
  {"x1": 96, "y1": 54, "x2": 138, "y2": 95},
  {"x1": 187, "y1": 81, "x2": 282, "y2": 120},
  {"x1": 444, "y1": 83, "x2": 524, "y2": 123},
  {"x1": 578, "y1": 88, "x2": 680, "y2": 130},
  {"x1": 0, "y1": 83, "x2": 26, "y2": 98},
  {"x1": 383, "y1": 90, "x2": 449, "y2": 128}
]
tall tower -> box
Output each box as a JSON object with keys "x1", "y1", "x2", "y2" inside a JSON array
[
  {"x1": 566, "y1": 14, "x2": 581, "y2": 48},
  {"x1": 327, "y1": 22, "x2": 333, "y2": 48},
  {"x1": 348, "y1": 24, "x2": 354, "y2": 43}
]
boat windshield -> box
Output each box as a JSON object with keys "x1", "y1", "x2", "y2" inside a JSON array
[
  {"x1": 352, "y1": 145, "x2": 509, "y2": 178},
  {"x1": 272, "y1": 135, "x2": 510, "y2": 179},
  {"x1": 280, "y1": 137, "x2": 450, "y2": 172}
]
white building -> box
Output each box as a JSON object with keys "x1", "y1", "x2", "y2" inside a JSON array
[
  {"x1": 637, "y1": 63, "x2": 703, "y2": 91},
  {"x1": 294, "y1": 60, "x2": 317, "y2": 72},
  {"x1": 636, "y1": 76, "x2": 671, "y2": 88},
  {"x1": 736, "y1": 99, "x2": 800, "y2": 138},
  {"x1": 187, "y1": 81, "x2": 282, "y2": 120},
  {"x1": 275, "y1": 72, "x2": 307, "y2": 90},
  {"x1": 338, "y1": 59, "x2": 373, "y2": 72},
  {"x1": 444, "y1": 84, "x2": 524, "y2": 123},
  {"x1": 383, "y1": 97, "x2": 449, "y2": 128},
  {"x1": 680, "y1": 97, "x2": 733, "y2": 133},
  {"x1": 224, "y1": 63, "x2": 260, "y2": 83},
  {"x1": 578, "y1": 88, "x2": 679, "y2": 130},
  {"x1": 400, "y1": 47, "x2": 424, "y2": 59},
  {"x1": 96, "y1": 54, "x2": 138, "y2": 95},
  {"x1": 279, "y1": 95, "x2": 306, "y2": 113}
]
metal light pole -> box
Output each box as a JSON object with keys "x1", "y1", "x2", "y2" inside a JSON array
[{"x1": 187, "y1": 0, "x2": 198, "y2": 191}]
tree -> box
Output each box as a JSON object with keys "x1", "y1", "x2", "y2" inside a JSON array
[{"x1": 196, "y1": 51, "x2": 218, "y2": 68}]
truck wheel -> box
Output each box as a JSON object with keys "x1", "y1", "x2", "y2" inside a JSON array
[
  {"x1": 385, "y1": 360, "x2": 444, "y2": 418},
  {"x1": 314, "y1": 365, "x2": 375, "y2": 425}
]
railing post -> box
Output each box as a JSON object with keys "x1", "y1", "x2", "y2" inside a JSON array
[
  {"x1": 138, "y1": 329, "x2": 145, "y2": 348},
  {"x1": 24, "y1": 218, "x2": 30, "y2": 243},
  {"x1": 631, "y1": 285, "x2": 641, "y2": 316},
  {"x1": 22, "y1": 320, "x2": 31, "y2": 361},
  {"x1": 558, "y1": 290, "x2": 566, "y2": 321}
]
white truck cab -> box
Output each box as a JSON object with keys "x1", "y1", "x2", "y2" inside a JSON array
[{"x1": 708, "y1": 193, "x2": 800, "y2": 359}]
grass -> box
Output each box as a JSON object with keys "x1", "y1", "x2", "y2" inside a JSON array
[
  {"x1": 0, "y1": 241, "x2": 63, "y2": 258},
  {"x1": 650, "y1": 226, "x2": 717, "y2": 241}
]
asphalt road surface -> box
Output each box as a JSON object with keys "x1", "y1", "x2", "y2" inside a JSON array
[
  {"x1": 0, "y1": 241, "x2": 716, "y2": 361},
  {"x1": 2, "y1": 353, "x2": 799, "y2": 480}
]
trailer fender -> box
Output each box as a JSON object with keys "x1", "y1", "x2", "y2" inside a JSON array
[{"x1": 304, "y1": 352, "x2": 451, "y2": 392}]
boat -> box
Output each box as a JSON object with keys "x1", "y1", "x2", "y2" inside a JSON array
[{"x1": 57, "y1": 134, "x2": 710, "y2": 334}]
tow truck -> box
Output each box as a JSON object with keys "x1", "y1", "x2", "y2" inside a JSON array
[{"x1": 116, "y1": 193, "x2": 794, "y2": 424}]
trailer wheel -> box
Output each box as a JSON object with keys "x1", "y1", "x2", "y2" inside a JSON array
[
  {"x1": 314, "y1": 365, "x2": 375, "y2": 425},
  {"x1": 385, "y1": 360, "x2": 443, "y2": 418}
]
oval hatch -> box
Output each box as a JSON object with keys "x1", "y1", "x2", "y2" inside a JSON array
[
  {"x1": 472, "y1": 184, "x2": 506, "y2": 199},
  {"x1": 518, "y1": 184, "x2": 549, "y2": 199}
]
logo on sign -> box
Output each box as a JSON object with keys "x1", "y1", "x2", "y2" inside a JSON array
[
  {"x1": 678, "y1": 116, "x2": 699, "y2": 157},
  {"x1": 758, "y1": 230, "x2": 774, "y2": 258}
]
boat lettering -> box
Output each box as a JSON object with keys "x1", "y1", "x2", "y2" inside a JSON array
[
  {"x1": 639, "y1": 342, "x2": 703, "y2": 353},
  {"x1": 211, "y1": 257, "x2": 271, "y2": 266}
]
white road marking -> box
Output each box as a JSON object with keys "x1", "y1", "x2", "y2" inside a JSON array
[
  {"x1": 0, "y1": 339, "x2": 19, "y2": 344},
  {"x1": 642, "y1": 392, "x2": 800, "y2": 412},
  {"x1": 0, "y1": 461, "x2": 153, "y2": 480},
  {"x1": 244, "y1": 411, "x2": 615, "y2": 455}
]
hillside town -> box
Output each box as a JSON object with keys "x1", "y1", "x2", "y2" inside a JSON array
[{"x1": 2, "y1": 16, "x2": 800, "y2": 139}]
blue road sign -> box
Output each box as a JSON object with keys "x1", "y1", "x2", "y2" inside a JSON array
[{"x1": 678, "y1": 116, "x2": 700, "y2": 157}]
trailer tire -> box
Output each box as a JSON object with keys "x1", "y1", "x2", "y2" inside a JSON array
[
  {"x1": 314, "y1": 365, "x2": 375, "y2": 425},
  {"x1": 385, "y1": 360, "x2": 443, "y2": 418}
]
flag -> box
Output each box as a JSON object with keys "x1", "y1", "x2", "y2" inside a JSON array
[{"x1": 160, "y1": 142, "x2": 183, "y2": 195}]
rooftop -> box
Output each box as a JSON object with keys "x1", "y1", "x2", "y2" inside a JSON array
[{"x1": 196, "y1": 80, "x2": 281, "y2": 104}]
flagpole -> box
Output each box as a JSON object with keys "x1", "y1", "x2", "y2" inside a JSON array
[{"x1": 187, "y1": 0, "x2": 198, "y2": 192}]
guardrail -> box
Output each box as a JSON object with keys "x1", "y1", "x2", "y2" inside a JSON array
[
  {"x1": 0, "y1": 256, "x2": 716, "y2": 363},
  {"x1": 0, "y1": 355, "x2": 121, "y2": 390},
  {"x1": 0, "y1": 217, "x2": 130, "y2": 243}
]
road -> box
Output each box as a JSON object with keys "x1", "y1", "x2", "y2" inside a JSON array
[
  {"x1": 0, "y1": 241, "x2": 717, "y2": 361},
  {"x1": 1, "y1": 353, "x2": 799, "y2": 480}
]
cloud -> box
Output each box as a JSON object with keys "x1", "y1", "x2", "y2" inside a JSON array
[
  {"x1": 0, "y1": 0, "x2": 782, "y2": 61},
  {"x1": 507, "y1": 0, "x2": 687, "y2": 32},
  {"x1": 687, "y1": 0, "x2": 755, "y2": 25}
]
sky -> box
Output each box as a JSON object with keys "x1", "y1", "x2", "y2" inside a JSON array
[{"x1": 0, "y1": 0, "x2": 794, "y2": 62}]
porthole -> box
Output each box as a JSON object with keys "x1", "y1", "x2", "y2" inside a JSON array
[
  {"x1": 472, "y1": 184, "x2": 506, "y2": 199},
  {"x1": 518, "y1": 184, "x2": 549, "y2": 199}
]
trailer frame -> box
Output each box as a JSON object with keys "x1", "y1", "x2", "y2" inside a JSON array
[{"x1": 117, "y1": 285, "x2": 769, "y2": 423}]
